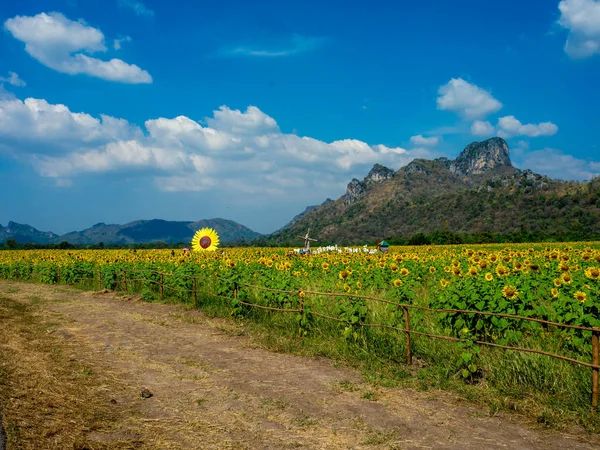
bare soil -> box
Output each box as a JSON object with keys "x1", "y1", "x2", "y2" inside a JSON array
[{"x1": 1, "y1": 280, "x2": 599, "y2": 449}]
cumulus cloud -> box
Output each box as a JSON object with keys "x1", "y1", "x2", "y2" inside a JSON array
[
  {"x1": 497, "y1": 116, "x2": 558, "y2": 138},
  {"x1": 4, "y1": 12, "x2": 152, "y2": 83},
  {"x1": 117, "y1": 0, "x2": 155, "y2": 17},
  {"x1": 0, "y1": 97, "x2": 143, "y2": 153},
  {"x1": 558, "y1": 0, "x2": 600, "y2": 58},
  {"x1": 0, "y1": 72, "x2": 26, "y2": 87},
  {"x1": 0, "y1": 97, "x2": 441, "y2": 198},
  {"x1": 514, "y1": 148, "x2": 600, "y2": 181},
  {"x1": 409, "y1": 134, "x2": 439, "y2": 146},
  {"x1": 437, "y1": 78, "x2": 502, "y2": 119},
  {"x1": 471, "y1": 120, "x2": 495, "y2": 137}
]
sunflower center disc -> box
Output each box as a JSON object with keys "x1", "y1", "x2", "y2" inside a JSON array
[{"x1": 200, "y1": 236, "x2": 212, "y2": 249}]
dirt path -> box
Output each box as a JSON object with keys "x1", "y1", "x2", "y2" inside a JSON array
[{"x1": 1, "y1": 280, "x2": 599, "y2": 449}]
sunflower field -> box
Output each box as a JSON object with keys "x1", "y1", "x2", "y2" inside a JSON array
[{"x1": 2, "y1": 243, "x2": 600, "y2": 414}]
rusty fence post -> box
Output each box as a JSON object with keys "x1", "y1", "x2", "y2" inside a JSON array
[
  {"x1": 403, "y1": 306, "x2": 412, "y2": 365},
  {"x1": 193, "y1": 277, "x2": 198, "y2": 309},
  {"x1": 122, "y1": 271, "x2": 127, "y2": 292},
  {"x1": 593, "y1": 328, "x2": 599, "y2": 414},
  {"x1": 233, "y1": 282, "x2": 238, "y2": 300},
  {"x1": 159, "y1": 273, "x2": 164, "y2": 299}
]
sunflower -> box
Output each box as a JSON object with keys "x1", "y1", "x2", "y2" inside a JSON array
[
  {"x1": 440, "y1": 278, "x2": 449, "y2": 288},
  {"x1": 501, "y1": 285, "x2": 519, "y2": 300},
  {"x1": 339, "y1": 270, "x2": 350, "y2": 280},
  {"x1": 561, "y1": 273, "x2": 573, "y2": 284},
  {"x1": 495, "y1": 264, "x2": 510, "y2": 277},
  {"x1": 191, "y1": 228, "x2": 220, "y2": 252},
  {"x1": 574, "y1": 291, "x2": 587, "y2": 303},
  {"x1": 429, "y1": 266, "x2": 436, "y2": 274},
  {"x1": 485, "y1": 272, "x2": 493, "y2": 281},
  {"x1": 393, "y1": 279, "x2": 403, "y2": 287},
  {"x1": 585, "y1": 267, "x2": 600, "y2": 280},
  {"x1": 343, "y1": 283, "x2": 351, "y2": 293},
  {"x1": 322, "y1": 262, "x2": 330, "y2": 270},
  {"x1": 551, "y1": 288, "x2": 559, "y2": 298},
  {"x1": 400, "y1": 267, "x2": 410, "y2": 276}
]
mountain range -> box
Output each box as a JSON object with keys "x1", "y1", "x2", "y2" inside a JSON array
[
  {"x1": 3, "y1": 137, "x2": 600, "y2": 246},
  {"x1": 0, "y1": 219, "x2": 262, "y2": 245}
]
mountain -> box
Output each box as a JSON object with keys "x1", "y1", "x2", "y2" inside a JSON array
[
  {"x1": 1, "y1": 218, "x2": 262, "y2": 245},
  {"x1": 270, "y1": 137, "x2": 600, "y2": 244},
  {"x1": 56, "y1": 219, "x2": 262, "y2": 245},
  {"x1": 0, "y1": 221, "x2": 58, "y2": 244},
  {"x1": 279, "y1": 198, "x2": 334, "y2": 231}
]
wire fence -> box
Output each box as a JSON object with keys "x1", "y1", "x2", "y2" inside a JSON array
[{"x1": 2, "y1": 266, "x2": 599, "y2": 413}]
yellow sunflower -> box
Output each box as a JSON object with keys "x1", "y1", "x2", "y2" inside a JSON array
[
  {"x1": 574, "y1": 291, "x2": 587, "y2": 303},
  {"x1": 191, "y1": 228, "x2": 220, "y2": 252},
  {"x1": 501, "y1": 285, "x2": 519, "y2": 300},
  {"x1": 584, "y1": 267, "x2": 600, "y2": 280}
]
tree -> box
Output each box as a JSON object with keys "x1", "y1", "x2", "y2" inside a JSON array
[
  {"x1": 58, "y1": 240, "x2": 71, "y2": 249},
  {"x1": 6, "y1": 238, "x2": 17, "y2": 250}
]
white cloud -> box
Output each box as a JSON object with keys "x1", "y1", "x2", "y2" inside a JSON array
[
  {"x1": 0, "y1": 96, "x2": 441, "y2": 199},
  {"x1": 437, "y1": 78, "x2": 502, "y2": 119},
  {"x1": 221, "y1": 34, "x2": 326, "y2": 58},
  {"x1": 514, "y1": 148, "x2": 600, "y2": 181},
  {"x1": 471, "y1": 120, "x2": 495, "y2": 137},
  {"x1": 0, "y1": 72, "x2": 26, "y2": 87},
  {"x1": 4, "y1": 12, "x2": 152, "y2": 84},
  {"x1": 113, "y1": 35, "x2": 131, "y2": 50},
  {"x1": 409, "y1": 134, "x2": 439, "y2": 146},
  {"x1": 558, "y1": 0, "x2": 600, "y2": 58},
  {"x1": 206, "y1": 106, "x2": 280, "y2": 135},
  {"x1": 497, "y1": 116, "x2": 558, "y2": 138},
  {"x1": 118, "y1": 0, "x2": 155, "y2": 17},
  {"x1": 0, "y1": 97, "x2": 142, "y2": 153}
]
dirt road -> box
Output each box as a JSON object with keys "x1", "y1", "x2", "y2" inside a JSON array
[{"x1": 0, "y1": 280, "x2": 598, "y2": 449}]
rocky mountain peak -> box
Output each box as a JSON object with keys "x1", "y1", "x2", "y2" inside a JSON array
[
  {"x1": 365, "y1": 163, "x2": 395, "y2": 184},
  {"x1": 343, "y1": 164, "x2": 395, "y2": 205},
  {"x1": 450, "y1": 137, "x2": 513, "y2": 177},
  {"x1": 344, "y1": 178, "x2": 366, "y2": 204}
]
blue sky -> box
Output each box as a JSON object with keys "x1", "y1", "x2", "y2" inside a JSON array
[{"x1": 0, "y1": 0, "x2": 599, "y2": 235}]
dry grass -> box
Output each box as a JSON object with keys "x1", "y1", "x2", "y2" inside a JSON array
[{"x1": 0, "y1": 295, "x2": 140, "y2": 448}]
